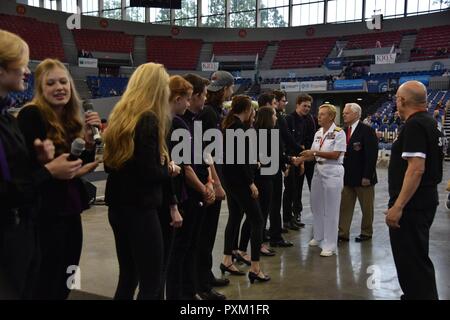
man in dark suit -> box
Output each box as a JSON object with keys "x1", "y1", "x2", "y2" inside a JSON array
[{"x1": 338, "y1": 103, "x2": 378, "y2": 242}]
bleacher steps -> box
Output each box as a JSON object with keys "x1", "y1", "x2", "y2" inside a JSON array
[
  {"x1": 133, "y1": 36, "x2": 147, "y2": 67},
  {"x1": 197, "y1": 43, "x2": 214, "y2": 70},
  {"x1": 398, "y1": 34, "x2": 417, "y2": 63},
  {"x1": 260, "y1": 42, "x2": 278, "y2": 70}
]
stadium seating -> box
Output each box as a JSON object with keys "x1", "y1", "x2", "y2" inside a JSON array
[
  {"x1": 272, "y1": 37, "x2": 337, "y2": 69},
  {"x1": 410, "y1": 25, "x2": 450, "y2": 61},
  {"x1": 73, "y1": 29, "x2": 134, "y2": 53},
  {"x1": 343, "y1": 30, "x2": 414, "y2": 49},
  {"x1": 86, "y1": 76, "x2": 129, "y2": 98},
  {"x1": 0, "y1": 14, "x2": 65, "y2": 61},
  {"x1": 147, "y1": 37, "x2": 202, "y2": 70}
]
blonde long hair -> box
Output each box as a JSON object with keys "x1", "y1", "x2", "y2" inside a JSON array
[
  {"x1": 104, "y1": 63, "x2": 170, "y2": 170},
  {"x1": 26, "y1": 59, "x2": 83, "y2": 154}
]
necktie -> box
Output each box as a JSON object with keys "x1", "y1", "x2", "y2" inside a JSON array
[{"x1": 346, "y1": 126, "x2": 352, "y2": 145}]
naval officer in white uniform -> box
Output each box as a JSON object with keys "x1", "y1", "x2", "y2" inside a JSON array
[{"x1": 298, "y1": 104, "x2": 347, "y2": 257}]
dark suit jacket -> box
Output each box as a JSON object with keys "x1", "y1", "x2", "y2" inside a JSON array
[{"x1": 343, "y1": 122, "x2": 378, "y2": 187}]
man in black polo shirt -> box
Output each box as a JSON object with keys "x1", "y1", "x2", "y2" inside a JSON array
[{"x1": 387, "y1": 80, "x2": 443, "y2": 300}]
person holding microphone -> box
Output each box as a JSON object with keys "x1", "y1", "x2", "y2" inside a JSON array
[
  {"x1": 0, "y1": 30, "x2": 83, "y2": 299},
  {"x1": 17, "y1": 59, "x2": 100, "y2": 299}
]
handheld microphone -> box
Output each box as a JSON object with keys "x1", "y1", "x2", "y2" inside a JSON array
[
  {"x1": 82, "y1": 100, "x2": 102, "y2": 145},
  {"x1": 68, "y1": 138, "x2": 86, "y2": 161}
]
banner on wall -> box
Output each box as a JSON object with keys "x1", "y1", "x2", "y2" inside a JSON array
[
  {"x1": 333, "y1": 79, "x2": 366, "y2": 91},
  {"x1": 399, "y1": 75, "x2": 430, "y2": 85},
  {"x1": 375, "y1": 53, "x2": 397, "y2": 64},
  {"x1": 280, "y1": 82, "x2": 300, "y2": 92},
  {"x1": 299, "y1": 81, "x2": 327, "y2": 92},
  {"x1": 324, "y1": 58, "x2": 344, "y2": 70},
  {"x1": 201, "y1": 62, "x2": 219, "y2": 72},
  {"x1": 78, "y1": 58, "x2": 98, "y2": 68}
]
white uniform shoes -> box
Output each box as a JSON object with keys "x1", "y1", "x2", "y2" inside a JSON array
[
  {"x1": 308, "y1": 239, "x2": 320, "y2": 247},
  {"x1": 320, "y1": 250, "x2": 334, "y2": 257}
]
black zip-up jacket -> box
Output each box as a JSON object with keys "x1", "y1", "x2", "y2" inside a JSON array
[
  {"x1": 276, "y1": 109, "x2": 302, "y2": 156},
  {"x1": 285, "y1": 111, "x2": 318, "y2": 151}
]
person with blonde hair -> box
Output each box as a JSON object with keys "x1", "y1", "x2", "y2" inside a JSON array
[
  {"x1": 0, "y1": 30, "x2": 82, "y2": 299},
  {"x1": 299, "y1": 104, "x2": 347, "y2": 257},
  {"x1": 104, "y1": 63, "x2": 178, "y2": 300},
  {"x1": 17, "y1": 58, "x2": 100, "y2": 299}
]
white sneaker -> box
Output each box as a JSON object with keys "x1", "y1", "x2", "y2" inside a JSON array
[
  {"x1": 320, "y1": 250, "x2": 334, "y2": 257},
  {"x1": 308, "y1": 239, "x2": 320, "y2": 247}
]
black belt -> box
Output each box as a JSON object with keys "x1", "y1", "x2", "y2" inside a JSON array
[{"x1": 316, "y1": 161, "x2": 342, "y2": 165}]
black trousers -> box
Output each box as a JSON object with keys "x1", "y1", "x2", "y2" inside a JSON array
[
  {"x1": 389, "y1": 206, "x2": 439, "y2": 300},
  {"x1": 196, "y1": 200, "x2": 222, "y2": 292},
  {"x1": 33, "y1": 214, "x2": 82, "y2": 300},
  {"x1": 269, "y1": 171, "x2": 283, "y2": 241},
  {"x1": 0, "y1": 215, "x2": 39, "y2": 300},
  {"x1": 282, "y1": 161, "x2": 314, "y2": 223},
  {"x1": 224, "y1": 182, "x2": 263, "y2": 261},
  {"x1": 166, "y1": 197, "x2": 206, "y2": 299},
  {"x1": 157, "y1": 203, "x2": 177, "y2": 299},
  {"x1": 108, "y1": 207, "x2": 163, "y2": 300},
  {"x1": 239, "y1": 178, "x2": 273, "y2": 252},
  {"x1": 282, "y1": 166, "x2": 302, "y2": 224}
]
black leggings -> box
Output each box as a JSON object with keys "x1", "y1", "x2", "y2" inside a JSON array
[
  {"x1": 224, "y1": 183, "x2": 263, "y2": 262},
  {"x1": 33, "y1": 214, "x2": 82, "y2": 300},
  {"x1": 238, "y1": 178, "x2": 273, "y2": 252},
  {"x1": 108, "y1": 207, "x2": 163, "y2": 300}
]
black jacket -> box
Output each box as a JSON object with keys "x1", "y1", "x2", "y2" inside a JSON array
[
  {"x1": 276, "y1": 110, "x2": 302, "y2": 156},
  {"x1": 105, "y1": 113, "x2": 171, "y2": 209},
  {"x1": 17, "y1": 105, "x2": 95, "y2": 217},
  {"x1": 0, "y1": 105, "x2": 51, "y2": 221},
  {"x1": 343, "y1": 122, "x2": 378, "y2": 187},
  {"x1": 285, "y1": 111, "x2": 317, "y2": 152}
]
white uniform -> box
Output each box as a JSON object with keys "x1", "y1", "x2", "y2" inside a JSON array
[{"x1": 310, "y1": 123, "x2": 347, "y2": 253}]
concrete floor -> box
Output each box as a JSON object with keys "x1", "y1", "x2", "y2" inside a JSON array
[{"x1": 76, "y1": 164, "x2": 450, "y2": 300}]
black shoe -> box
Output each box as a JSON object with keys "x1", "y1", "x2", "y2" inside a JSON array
[
  {"x1": 338, "y1": 236, "x2": 349, "y2": 242},
  {"x1": 220, "y1": 263, "x2": 245, "y2": 276},
  {"x1": 294, "y1": 221, "x2": 305, "y2": 228},
  {"x1": 355, "y1": 234, "x2": 372, "y2": 242},
  {"x1": 235, "y1": 253, "x2": 251, "y2": 266},
  {"x1": 260, "y1": 249, "x2": 276, "y2": 256},
  {"x1": 286, "y1": 221, "x2": 300, "y2": 231},
  {"x1": 248, "y1": 271, "x2": 270, "y2": 284},
  {"x1": 211, "y1": 277, "x2": 230, "y2": 287},
  {"x1": 270, "y1": 238, "x2": 294, "y2": 247},
  {"x1": 267, "y1": 247, "x2": 276, "y2": 253},
  {"x1": 198, "y1": 289, "x2": 226, "y2": 300}
]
